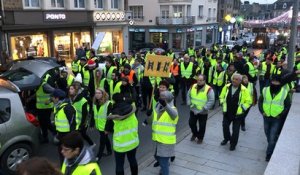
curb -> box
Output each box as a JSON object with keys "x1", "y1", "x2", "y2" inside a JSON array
[{"x1": 130, "y1": 107, "x2": 222, "y2": 173}]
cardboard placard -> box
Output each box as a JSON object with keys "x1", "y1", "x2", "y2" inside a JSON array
[{"x1": 144, "y1": 55, "x2": 172, "y2": 77}]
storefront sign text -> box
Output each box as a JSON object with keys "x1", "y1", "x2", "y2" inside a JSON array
[
  {"x1": 94, "y1": 11, "x2": 125, "y2": 22},
  {"x1": 44, "y1": 13, "x2": 66, "y2": 21},
  {"x1": 144, "y1": 55, "x2": 172, "y2": 77}
]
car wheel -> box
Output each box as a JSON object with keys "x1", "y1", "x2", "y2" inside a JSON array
[{"x1": 0, "y1": 143, "x2": 32, "y2": 174}]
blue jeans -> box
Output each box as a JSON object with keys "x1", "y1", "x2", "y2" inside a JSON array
[
  {"x1": 156, "y1": 156, "x2": 170, "y2": 175},
  {"x1": 263, "y1": 117, "x2": 281, "y2": 156}
]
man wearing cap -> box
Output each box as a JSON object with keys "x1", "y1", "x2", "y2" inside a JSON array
[
  {"x1": 57, "y1": 67, "x2": 74, "y2": 94},
  {"x1": 51, "y1": 89, "x2": 77, "y2": 163}
]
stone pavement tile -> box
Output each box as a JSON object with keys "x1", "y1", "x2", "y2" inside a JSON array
[
  {"x1": 183, "y1": 161, "x2": 240, "y2": 175},
  {"x1": 175, "y1": 151, "x2": 209, "y2": 165},
  {"x1": 176, "y1": 143, "x2": 219, "y2": 160},
  {"x1": 169, "y1": 164, "x2": 198, "y2": 175},
  {"x1": 204, "y1": 160, "x2": 242, "y2": 173}
]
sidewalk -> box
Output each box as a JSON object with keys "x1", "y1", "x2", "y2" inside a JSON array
[{"x1": 140, "y1": 106, "x2": 268, "y2": 175}]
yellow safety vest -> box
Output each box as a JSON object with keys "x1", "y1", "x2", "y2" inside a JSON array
[
  {"x1": 167, "y1": 52, "x2": 175, "y2": 58},
  {"x1": 113, "y1": 113, "x2": 139, "y2": 152},
  {"x1": 296, "y1": 62, "x2": 300, "y2": 78},
  {"x1": 72, "y1": 97, "x2": 89, "y2": 129},
  {"x1": 54, "y1": 103, "x2": 73, "y2": 132},
  {"x1": 109, "y1": 81, "x2": 122, "y2": 100},
  {"x1": 152, "y1": 107, "x2": 178, "y2": 144},
  {"x1": 67, "y1": 74, "x2": 75, "y2": 87},
  {"x1": 94, "y1": 101, "x2": 110, "y2": 131},
  {"x1": 213, "y1": 70, "x2": 226, "y2": 87},
  {"x1": 61, "y1": 162, "x2": 102, "y2": 175},
  {"x1": 104, "y1": 66, "x2": 117, "y2": 83},
  {"x1": 71, "y1": 60, "x2": 80, "y2": 72},
  {"x1": 219, "y1": 84, "x2": 251, "y2": 115},
  {"x1": 246, "y1": 82, "x2": 254, "y2": 97},
  {"x1": 188, "y1": 48, "x2": 195, "y2": 56},
  {"x1": 260, "y1": 62, "x2": 275, "y2": 76},
  {"x1": 246, "y1": 62, "x2": 257, "y2": 78},
  {"x1": 81, "y1": 65, "x2": 90, "y2": 86},
  {"x1": 36, "y1": 74, "x2": 53, "y2": 109},
  {"x1": 190, "y1": 84, "x2": 211, "y2": 110},
  {"x1": 180, "y1": 62, "x2": 193, "y2": 78},
  {"x1": 262, "y1": 86, "x2": 288, "y2": 118}
]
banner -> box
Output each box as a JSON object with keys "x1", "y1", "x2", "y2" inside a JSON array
[
  {"x1": 92, "y1": 32, "x2": 105, "y2": 50},
  {"x1": 144, "y1": 55, "x2": 172, "y2": 77}
]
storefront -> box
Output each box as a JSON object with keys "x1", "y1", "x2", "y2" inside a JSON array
[
  {"x1": 129, "y1": 28, "x2": 146, "y2": 50},
  {"x1": 149, "y1": 29, "x2": 169, "y2": 49},
  {"x1": 93, "y1": 11, "x2": 127, "y2": 55},
  {"x1": 3, "y1": 11, "x2": 93, "y2": 61}
]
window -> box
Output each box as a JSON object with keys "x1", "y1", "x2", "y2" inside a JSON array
[
  {"x1": 160, "y1": 6, "x2": 169, "y2": 18},
  {"x1": 24, "y1": 0, "x2": 40, "y2": 8},
  {"x1": 111, "y1": 0, "x2": 119, "y2": 9},
  {"x1": 208, "y1": 8, "x2": 211, "y2": 19},
  {"x1": 51, "y1": 0, "x2": 64, "y2": 8},
  {"x1": 94, "y1": 0, "x2": 103, "y2": 8},
  {"x1": 198, "y1": 5, "x2": 203, "y2": 17},
  {"x1": 129, "y1": 6, "x2": 143, "y2": 19},
  {"x1": 74, "y1": 0, "x2": 85, "y2": 8},
  {"x1": 173, "y1": 5, "x2": 183, "y2": 18},
  {"x1": 0, "y1": 99, "x2": 11, "y2": 124},
  {"x1": 213, "y1": 8, "x2": 216, "y2": 19}
]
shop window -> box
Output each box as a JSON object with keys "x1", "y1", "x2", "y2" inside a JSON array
[
  {"x1": 173, "y1": 5, "x2": 183, "y2": 18},
  {"x1": 96, "y1": 31, "x2": 122, "y2": 54},
  {"x1": 186, "y1": 32, "x2": 194, "y2": 48},
  {"x1": 73, "y1": 31, "x2": 91, "y2": 56},
  {"x1": 195, "y1": 31, "x2": 202, "y2": 47},
  {"x1": 51, "y1": 0, "x2": 64, "y2": 8},
  {"x1": 198, "y1": 5, "x2": 203, "y2": 18},
  {"x1": 94, "y1": 0, "x2": 104, "y2": 9},
  {"x1": 10, "y1": 34, "x2": 48, "y2": 60},
  {"x1": 150, "y1": 32, "x2": 168, "y2": 49},
  {"x1": 111, "y1": 0, "x2": 119, "y2": 9},
  {"x1": 172, "y1": 33, "x2": 182, "y2": 50},
  {"x1": 129, "y1": 6, "x2": 143, "y2": 19},
  {"x1": 74, "y1": 0, "x2": 85, "y2": 8},
  {"x1": 24, "y1": 0, "x2": 40, "y2": 8},
  {"x1": 54, "y1": 32, "x2": 71, "y2": 61},
  {"x1": 206, "y1": 30, "x2": 213, "y2": 44}
]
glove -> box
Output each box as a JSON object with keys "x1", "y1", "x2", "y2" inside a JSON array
[
  {"x1": 158, "y1": 99, "x2": 167, "y2": 107},
  {"x1": 146, "y1": 109, "x2": 152, "y2": 116}
]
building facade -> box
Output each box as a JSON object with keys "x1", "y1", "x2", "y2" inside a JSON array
[
  {"x1": 0, "y1": 0, "x2": 129, "y2": 64},
  {"x1": 128, "y1": 0, "x2": 218, "y2": 51}
]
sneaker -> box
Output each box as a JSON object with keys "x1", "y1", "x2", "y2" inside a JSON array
[
  {"x1": 190, "y1": 136, "x2": 196, "y2": 141},
  {"x1": 241, "y1": 125, "x2": 246, "y2": 131},
  {"x1": 153, "y1": 161, "x2": 160, "y2": 167},
  {"x1": 220, "y1": 140, "x2": 228, "y2": 146}
]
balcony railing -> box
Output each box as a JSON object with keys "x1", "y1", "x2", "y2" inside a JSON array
[
  {"x1": 156, "y1": 16, "x2": 195, "y2": 25},
  {"x1": 159, "y1": 0, "x2": 192, "y2": 2}
]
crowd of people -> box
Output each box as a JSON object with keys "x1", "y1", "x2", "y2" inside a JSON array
[{"x1": 15, "y1": 43, "x2": 300, "y2": 175}]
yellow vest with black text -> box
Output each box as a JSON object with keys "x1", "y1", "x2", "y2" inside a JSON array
[
  {"x1": 152, "y1": 107, "x2": 178, "y2": 144},
  {"x1": 262, "y1": 86, "x2": 288, "y2": 118},
  {"x1": 94, "y1": 101, "x2": 110, "y2": 131},
  {"x1": 190, "y1": 84, "x2": 211, "y2": 110},
  {"x1": 219, "y1": 84, "x2": 251, "y2": 115},
  {"x1": 113, "y1": 113, "x2": 139, "y2": 152},
  {"x1": 36, "y1": 74, "x2": 53, "y2": 109},
  {"x1": 72, "y1": 97, "x2": 89, "y2": 129},
  {"x1": 61, "y1": 162, "x2": 102, "y2": 175},
  {"x1": 180, "y1": 62, "x2": 193, "y2": 78}
]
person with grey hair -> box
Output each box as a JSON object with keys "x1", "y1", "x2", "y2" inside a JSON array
[
  {"x1": 151, "y1": 88, "x2": 178, "y2": 175},
  {"x1": 219, "y1": 73, "x2": 252, "y2": 151}
]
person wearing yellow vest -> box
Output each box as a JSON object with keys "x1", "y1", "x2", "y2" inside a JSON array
[
  {"x1": 213, "y1": 63, "x2": 228, "y2": 102},
  {"x1": 71, "y1": 57, "x2": 81, "y2": 76},
  {"x1": 258, "y1": 57, "x2": 274, "y2": 93},
  {"x1": 187, "y1": 74, "x2": 215, "y2": 144},
  {"x1": 151, "y1": 90, "x2": 178, "y2": 175},
  {"x1": 294, "y1": 55, "x2": 300, "y2": 92},
  {"x1": 51, "y1": 89, "x2": 77, "y2": 163},
  {"x1": 57, "y1": 67, "x2": 74, "y2": 94},
  {"x1": 179, "y1": 54, "x2": 196, "y2": 105},
  {"x1": 36, "y1": 73, "x2": 56, "y2": 143},
  {"x1": 186, "y1": 45, "x2": 195, "y2": 57},
  {"x1": 167, "y1": 48, "x2": 175, "y2": 59},
  {"x1": 103, "y1": 57, "x2": 117, "y2": 84},
  {"x1": 272, "y1": 60, "x2": 283, "y2": 77},
  {"x1": 95, "y1": 68, "x2": 110, "y2": 93},
  {"x1": 105, "y1": 93, "x2": 139, "y2": 175},
  {"x1": 93, "y1": 88, "x2": 112, "y2": 160},
  {"x1": 69, "y1": 84, "x2": 94, "y2": 146},
  {"x1": 219, "y1": 73, "x2": 252, "y2": 151},
  {"x1": 108, "y1": 70, "x2": 122, "y2": 101},
  {"x1": 258, "y1": 75, "x2": 290, "y2": 161},
  {"x1": 118, "y1": 52, "x2": 127, "y2": 72},
  {"x1": 61, "y1": 131, "x2": 102, "y2": 175},
  {"x1": 243, "y1": 56, "x2": 257, "y2": 84},
  {"x1": 80, "y1": 59, "x2": 97, "y2": 98},
  {"x1": 241, "y1": 75, "x2": 257, "y2": 131},
  {"x1": 202, "y1": 58, "x2": 215, "y2": 85}
]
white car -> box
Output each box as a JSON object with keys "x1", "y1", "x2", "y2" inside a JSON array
[{"x1": 224, "y1": 40, "x2": 237, "y2": 50}]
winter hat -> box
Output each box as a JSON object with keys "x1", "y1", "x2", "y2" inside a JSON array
[
  {"x1": 87, "y1": 59, "x2": 96, "y2": 67},
  {"x1": 74, "y1": 74, "x2": 82, "y2": 84}
]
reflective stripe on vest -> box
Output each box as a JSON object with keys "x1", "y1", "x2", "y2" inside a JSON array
[
  {"x1": 213, "y1": 71, "x2": 226, "y2": 86},
  {"x1": 67, "y1": 75, "x2": 74, "y2": 87},
  {"x1": 104, "y1": 66, "x2": 117, "y2": 83},
  {"x1": 152, "y1": 107, "x2": 178, "y2": 144},
  {"x1": 62, "y1": 162, "x2": 102, "y2": 175},
  {"x1": 180, "y1": 62, "x2": 193, "y2": 78},
  {"x1": 36, "y1": 74, "x2": 53, "y2": 109},
  {"x1": 54, "y1": 103, "x2": 71, "y2": 132},
  {"x1": 72, "y1": 97, "x2": 88, "y2": 129},
  {"x1": 109, "y1": 81, "x2": 122, "y2": 100},
  {"x1": 262, "y1": 87, "x2": 288, "y2": 118},
  {"x1": 93, "y1": 101, "x2": 110, "y2": 131},
  {"x1": 246, "y1": 62, "x2": 256, "y2": 78},
  {"x1": 260, "y1": 62, "x2": 275, "y2": 76},
  {"x1": 190, "y1": 84, "x2": 210, "y2": 110},
  {"x1": 113, "y1": 114, "x2": 139, "y2": 152}
]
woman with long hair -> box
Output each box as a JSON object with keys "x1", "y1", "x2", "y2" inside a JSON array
[{"x1": 93, "y1": 88, "x2": 112, "y2": 160}]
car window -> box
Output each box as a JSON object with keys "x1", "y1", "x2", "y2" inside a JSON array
[
  {"x1": 3, "y1": 68, "x2": 38, "y2": 87},
  {"x1": 0, "y1": 99, "x2": 11, "y2": 124}
]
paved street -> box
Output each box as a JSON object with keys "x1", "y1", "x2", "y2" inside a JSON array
[{"x1": 139, "y1": 104, "x2": 268, "y2": 175}]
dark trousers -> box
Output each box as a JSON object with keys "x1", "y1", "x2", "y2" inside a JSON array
[
  {"x1": 189, "y1": 112, "x2": 208, "y2": 140},
  {"x1": 80, "y1": 128, "x2": 94, "y2": 145},
  {"x1": 222, "y1": 114, "x2": 242, "y2": 147},
  {"x1": 114, "y1": 148, "x2": 138, "y2": 175},
  {"x1": 259, "y1": 79, "x2": 270, "y2": 93},
  {"x1": 141, "y1": 82, "x2": 153, "y2": 109},
  {"x1": 173, "y1": 76, "x2": 180, "y2": 98},
  {"x1": 36, "y1": 108, "x2": 55, "y2": 140},
  {"x1": 181, "y1": 78, "x2": 192, "y2": 102},
  {"x1": 135, "y1": 86, "x2": 142, "y2": 108},
  {"x1": 241, "y1": 107, "x2": 251, "y2": 127},
  {"x1": 98, "y1": 131, "x2": 112, "y2": 158},
  {"x1": 263, "y1": 117, "x2": 281, "y2": 156}
]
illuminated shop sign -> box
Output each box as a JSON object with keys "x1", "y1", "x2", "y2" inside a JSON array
[
  {"x1": 93, "y1": 11, "x2": 125, "y2": 22},
  {"x1": 44, "y1": 12, "x2": 66, "y2": 21}
]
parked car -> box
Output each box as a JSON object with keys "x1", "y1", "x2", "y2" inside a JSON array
[{"x1": 0, "y1": 59, "x2": 60, "y2": 174}]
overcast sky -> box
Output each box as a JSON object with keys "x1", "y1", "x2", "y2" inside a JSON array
[{"x1": 244, "y1": 0, "x2": 276, "y2": 4}]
